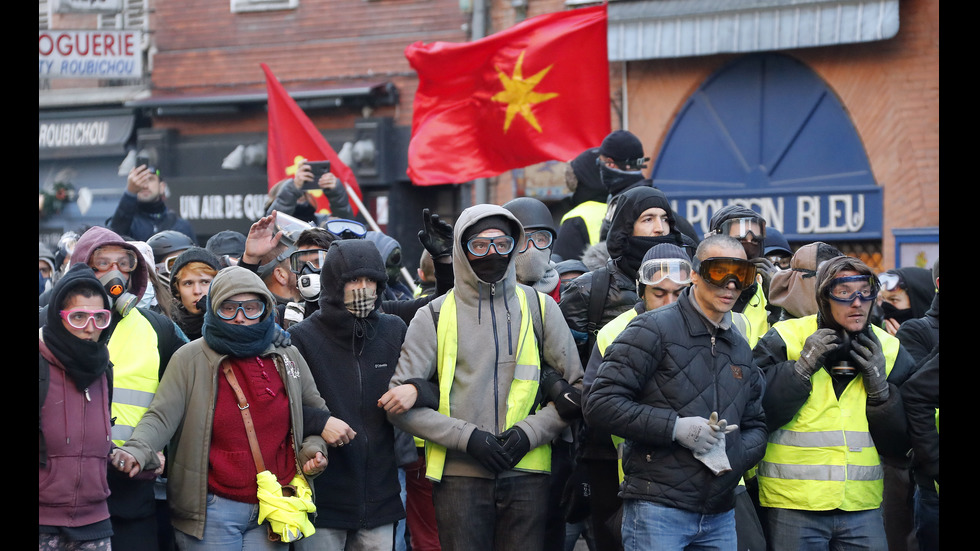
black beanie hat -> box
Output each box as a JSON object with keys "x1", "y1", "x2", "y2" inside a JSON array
[
  {"x1": 461, "y1": 215, "x2": 514, "y2": 243},
  {"x1": 599, "y1": 130, "x2": 644, "y2": 163},
  {"x1": 169, "y1": 247, "x2": 221, "y2": 300}
]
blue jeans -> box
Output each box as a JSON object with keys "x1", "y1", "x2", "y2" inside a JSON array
[
  {"x1": 173, "y1": 493, "x2": 280, "y2": 551},
  {"x1": 621, "y1": 499, "x2": 736, "y2": 551},
  {"x1": 431, "y1": 474, "x2": 550, "y2": 551},
  {"x1": 767, "y1": 507, "x2": 887, "y2": 551},
  {"x1": 914, "y1": 486, "x2": 939, "y2": 551}
]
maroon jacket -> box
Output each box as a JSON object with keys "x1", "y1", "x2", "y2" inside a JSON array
[{"x1": 39, "y1": 339, "x2": 113, "y2": 528}]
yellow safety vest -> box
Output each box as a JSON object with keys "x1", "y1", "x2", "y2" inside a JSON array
[
  {"x1": 741, "y1": 280, "x2": 769, "y2": 345},
  {"x1": 425, "y1": 287, "x2": 550, "y2": 482},
  {"x1": 758, "y1": 315, "x2": 898, "y2": 511},
  {"x1": 560, "y1": 201, "x2": 606, "y2": 246},
  {"x1": 107, "y1": 309, "x2": 162, "y2": 446}
]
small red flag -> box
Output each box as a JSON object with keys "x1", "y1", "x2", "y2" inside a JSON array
[
  {"x1": 406, "y1": 5, "x2": 610, "y2": 186},
  {"x1": 262, "y1": 63, "x2": 362, "y2": 215}
]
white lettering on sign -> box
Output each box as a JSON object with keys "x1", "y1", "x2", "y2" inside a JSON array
[
  {"x1": 680, "y1": 197, "x2": 785, "y2": 235},
  {"x1": 677, "y1": 194, "x2": 866, "y2": 236},
  {"x1": 38, "y1": 121, "x2": 109, "y2": 147},
  {"x1": 180, "y1": 194, "x2": 268, "y2": 220},
  {"x1": 798, "y1": 194, "x2": 865, "y2": 234}
]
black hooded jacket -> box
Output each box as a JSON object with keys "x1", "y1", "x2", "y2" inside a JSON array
[
  {"x1": 560, "y1": 187, "x2": 691, "y2": 366},
  {"x1": 288, "y1": 239, "x2": 407, "y2": 530}
]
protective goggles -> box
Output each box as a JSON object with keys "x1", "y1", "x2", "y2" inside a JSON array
[
  {"x1": 826, "y1": 275, "x2": 879, "y2": 304},
  {"x1": 639, "y1": 258, "x2": 693, "y2": 286},
  {"x1": 694, "y1": 257, "x2": 758, "y2": 290},
  {"x1": 520, "y1": 230, "x2": 554, "y2": 252},
  {"x1": 466, "y1": 235, "x2": 515, "y2": 257},
  {"x1": 289, "y1": 249, "x2": 329, "y2": 274},
  {"x1": 718, "y1": 216, "x2": 766, "y2": 242},
  {"x1": 90, "y1": 249, "x2": 138, "y2": 273},
  {"x1": 877, "y1": 272, "x2": 903, "y2": 291},
  {"x1": 60, "y1": 308, "x2": 112, "y2": 329},
  {"x1": 163, "y1": 254, "x2": 181, "y2": 275},
  {"x1": 215, "y1": 299, "x2": 266, "y2": 320},
  {"x1": 325, "y1": 219, "x2": 367, "y2": 239},
  {"x1": 766, "y1": 254, "x2": 792, "y2": 270}
]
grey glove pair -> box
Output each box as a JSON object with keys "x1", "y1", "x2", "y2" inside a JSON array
[{"x1": 674, "y1": 412, "x2": 738, "y2": 453}]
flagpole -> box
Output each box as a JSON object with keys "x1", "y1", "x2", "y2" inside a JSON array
[{"x1": 344, "y1": 183, "x2": 419, "y2": 295}]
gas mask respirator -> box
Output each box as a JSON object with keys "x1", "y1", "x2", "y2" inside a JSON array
[{"x1": 98, "y1": 270, "x2": 138, "y2": 317}]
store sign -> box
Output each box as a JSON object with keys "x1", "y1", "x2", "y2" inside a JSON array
[
  {"x1": 38, "y1": 114, "x2": 134, "y2": 159},
  {"x1": 39, "y1": 30, "x2": 142, "y2": 79},
  {"x1": 667, "y1": 187, "x2": 883, "y2": 242},
  {"x1": 179, "y1": 194, "x2": 269, "y2": 222}
]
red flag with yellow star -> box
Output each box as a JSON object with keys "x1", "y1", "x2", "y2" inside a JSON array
[
  {"x1": 263, "y1": 63, "x2": 362, "y2": 215},
  {"x1": 406, "y1": 5, "x2": 610, "y2": 185}
]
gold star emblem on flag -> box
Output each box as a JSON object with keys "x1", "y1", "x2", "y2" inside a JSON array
[{"x1": 491, "y1": 51, "x2": 559, "y2": 133}]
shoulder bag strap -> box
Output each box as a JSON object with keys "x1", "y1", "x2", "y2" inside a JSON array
[{"x1": 221, "y1": 362, "x2": 266, "y2": 473}]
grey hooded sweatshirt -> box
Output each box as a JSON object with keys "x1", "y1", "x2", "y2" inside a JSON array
[{"x1": 387, "y1": 204, "x2": 583, "y2": 480}]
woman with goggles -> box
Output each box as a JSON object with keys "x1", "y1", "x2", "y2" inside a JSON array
[
  {"x1": 40, "y1": 265, "x2": 116, "y2": 550},
  {"x1": 110, "y1": 266, "x2": 331, "y2": 549}
]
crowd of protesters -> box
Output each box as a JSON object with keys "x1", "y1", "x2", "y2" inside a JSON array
[{"x1": 40, "y1": 139, "x2": 938, "y2": 551}]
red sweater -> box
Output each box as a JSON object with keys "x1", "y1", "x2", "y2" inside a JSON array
[{"x1": 208, "y1": 355, "x2": 296, "y2": 503}]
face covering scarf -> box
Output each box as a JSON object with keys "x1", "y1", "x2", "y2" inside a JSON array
[{"x1": 344, "y1": 286, "x2": 377, "y2": 318}]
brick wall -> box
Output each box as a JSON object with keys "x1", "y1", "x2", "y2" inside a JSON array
[{"x1": 150, "y1": 0, "x2": 469, "y2": 128}]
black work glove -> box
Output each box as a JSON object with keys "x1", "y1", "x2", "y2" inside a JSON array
[
  {"x1": 417, "y1": 208, "x2": 454, "y2": 260},
  {"x1": 795, "y1": 328, "x2": 839, "y2": 381},
  {"x1": 497, "y1": 426, "x2": 531, "y2": 469},
  {"x1": 540, "y1": 365, "x2": 582, "y2": 420},
  {"x1": 751, "y1": 257, "x2": 777, "y2": 295},
  {"x1": 466, "y1": 429, "x2": 511, "y2": 474},
  {"x1": 851, "y1": 332, "x2": 889, "y2": 403}
]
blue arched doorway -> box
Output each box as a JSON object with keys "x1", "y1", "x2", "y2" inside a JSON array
[{"x1": 651, "y1": 53, "x2": 882, "y2": 243}]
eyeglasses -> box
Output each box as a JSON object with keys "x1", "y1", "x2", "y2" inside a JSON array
[
  {"x1": 215, "y1": 299, "x2": 266, "y2": 320},
  {"x1": 877, "y1": 272, "x2": 903, "y2": 291},
  {"x1": 289, "y1": 249, "x2": 328, "y2": 274},
  {"x1": 325, "y1": 219, "x2": 367, "y2": 239},
  {"x1": 694, "y1": 257, "x2": 758, "y2": 290},
  {"x1": 639, "y1": 258, "x2": 693, "y2": 286},
  {"x1": 60, "y1": 308, "x2": 112, "y2": 329},
  {"x1": 520, "y1": 230, "x2": 554, "y2": 252},
  {"x1": 466, "y1": 235, "x2": 515, "y2": 257},
  {"x1": 90, "y1": 250, "x2": 138, "y2": 273},
  {"x1": 827, "y1": 275, "x2": 879, "y2": 304}
]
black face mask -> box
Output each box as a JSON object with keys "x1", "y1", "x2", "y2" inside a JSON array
[
  {"x1": 881, "y1": 301, "x2": 915, "y2": 325},
  {"x1": 469, "y1": 253, "x2": 510, "y2": 283},
  {"x1": 622, "y1": 235, "x2": 679, "y2": 279},
  {"x1": 598, "y1": 163, "x2": 646, "y2": 196}
]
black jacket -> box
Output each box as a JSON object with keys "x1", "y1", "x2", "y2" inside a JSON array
[
  {"x1": 895, "y1": 293, "x2": 939, "y2": 365},
  {"x1": 901, "y1": 346, "x2": 939, "y2": 488},
  {"x1": 583, "y1": 288, "x2": 768, "y2": 514},
  {"x1": 288, "y1": 240, "x2": 407, "y2": 530}
]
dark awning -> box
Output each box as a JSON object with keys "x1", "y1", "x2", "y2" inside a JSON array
[{"x1": 124, "y1": 82, "x2": 398, "y2": 116}]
